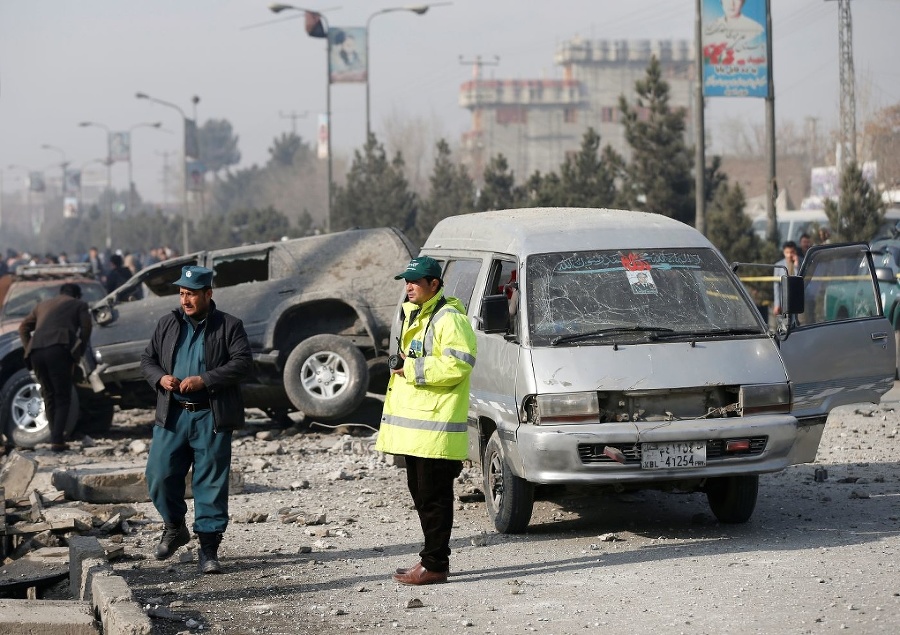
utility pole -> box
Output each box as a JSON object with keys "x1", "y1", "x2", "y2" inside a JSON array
[
  {"x1": 280, "y1": 110, "x2": 309, "y2": 136},
  {"x1": 694, "y1": 0, "x2": 706, "y2": 236},
  {"x1": 837, "y1": 0, "x2": 856, "y2": 166}
]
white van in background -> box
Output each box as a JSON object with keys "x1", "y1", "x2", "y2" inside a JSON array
[{"x1": 751, "y1": 208, "x2": 900, "y2": 244}]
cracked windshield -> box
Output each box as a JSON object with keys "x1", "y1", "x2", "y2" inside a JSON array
[{"x1": 527, "y1": 248, "x2": 763, "y2": 346}]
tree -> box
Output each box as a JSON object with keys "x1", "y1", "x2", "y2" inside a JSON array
[
  {"x1": 706, "y1": 181, "x2": 762, "y2": 265},
  {"x1": 618, "y1": 56, "x2": 695, "y2": 225},
  {"x1": 824, "y1": 161, "x2": 886, "y2": 242},
  {"x1": 862, "y1": 102, "x2": 900, "y2": 189},
  {"x1": 413, "y1": 139, "x2": 475, "y2": 245},
  {"x1": 556, "y1": 128, "x2": 621, "y2": 208},
  {"x1": 331, "y1": 134, "x2": 417, "y2": 232},
  {"x1": 267, "y1": 133, "x2": 315, "y2": 169},
  {"x1": 476, "y1": 154, "x2": 517, "y2": 212},
  {"x1": 199, "y1": 119, "x2": 241, "y2": 178}
]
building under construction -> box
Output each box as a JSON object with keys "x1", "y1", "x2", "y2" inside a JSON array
[{"x1": 459, "y1": 38, "x2": 696, "y2": 184}]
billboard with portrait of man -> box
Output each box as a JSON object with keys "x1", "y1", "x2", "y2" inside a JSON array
[
  {"x1": 328, "y1": 27, "x2": 367, "y2": 83},
  {"x1": 702, "y1": 0, "x2": 769, "y2": 98},
  {"x1": 109, "y1": 131, "x2": 131, "y2": 162}
]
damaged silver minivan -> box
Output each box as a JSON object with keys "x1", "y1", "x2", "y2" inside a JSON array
[{"x1": 410, "y1": 207, "x2": 894, "y2": 533}]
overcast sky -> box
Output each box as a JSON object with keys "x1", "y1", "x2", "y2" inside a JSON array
[{"x1": 2, "y1": 0, "x2": 899, "y2": 203}]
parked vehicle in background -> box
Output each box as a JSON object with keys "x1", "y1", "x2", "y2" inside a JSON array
[
  {"x1": 751, "y1": 208, "x2": 900, "y2": 244},
  {"x1": 402, "y1": 208, "x2": 895, "y2": 534},
  {"x1": 89, "y1": 229, "x2": 413, "y2": 425},
  {"x1": 0, "y1": 264, "x2": 108, "y2": 448}
]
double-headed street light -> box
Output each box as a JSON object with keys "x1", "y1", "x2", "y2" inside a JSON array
[
  {"x1": 125, "y1": 121, "x2": 163, "y2": 214},
  {"x1": 135, "y1": 91, "x2": 192, "y2": 255},
  {"x1": 78, "y1": 122, "x2": 115, "y2": 250},
  {"x1": 40, "y1": 144, "x2": 69, "y2": 193},
  {"x1": 269, "y1": 3, "x2": 333, "y2": 233},
  {"x1": 7, "y1": 163, "x2": 37, "y2": 236},
  {"x1": 365, "y1": 4, "x2": 445, "y2": 140}
]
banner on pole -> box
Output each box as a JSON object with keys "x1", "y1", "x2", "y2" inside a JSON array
[
  {"x1": 109, "y1": 132, "x2": 131, "y2": 162},
  {"x1": 328, "y1": 27, "x2": 367, "y2": 83},
  {"x1": 317, "y1": 114, "x2": 329, "y2": 159},
  {"x1": 701, "y1": 0, "x2": 769, "y2": 98}
]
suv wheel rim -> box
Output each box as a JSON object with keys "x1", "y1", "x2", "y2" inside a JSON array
[
  {"x1": 300, "y1": 351, "x2": 349, "y2": 400},
  {"x1": 11, "y1": 381, "x2": 48, "y2": 432}
]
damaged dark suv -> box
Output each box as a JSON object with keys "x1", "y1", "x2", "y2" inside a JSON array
[
  {"x1": 88, "y1": 228, "x2": 413, "y2": 425},
  {"x1": 0, "y1": 263, "x2": 108, "y2": 447}
]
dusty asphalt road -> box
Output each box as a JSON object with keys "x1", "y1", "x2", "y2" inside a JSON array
[{"x1": 31, "y1": 387, "x2": 900, "y2": 635}]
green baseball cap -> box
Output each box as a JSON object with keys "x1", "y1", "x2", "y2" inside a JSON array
[{"x1": 395, "y1": 256, "x2": 442, "y2": 281}]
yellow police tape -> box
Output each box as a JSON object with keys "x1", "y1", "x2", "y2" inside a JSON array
[{"x1": 738, "y1": 275, "x2": 877, "y2": 283}]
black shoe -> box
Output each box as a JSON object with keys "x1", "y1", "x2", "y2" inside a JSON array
[
  {"x1": 50, "y1": 442, "x2": 68, "y2": 453},
  {"x1": 154, "y1": 521, "x2": 190, "y2": 560},
  {"x1": 197, "y1": 532, "x2": 223, "y2": 574}
]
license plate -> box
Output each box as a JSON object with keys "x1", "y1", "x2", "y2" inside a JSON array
[{"x1": 640, "y1": 442, "x2": 707, "y2": 469}]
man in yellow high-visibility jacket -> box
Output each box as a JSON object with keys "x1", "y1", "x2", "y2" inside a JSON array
[{"x1": 377, "y1": 256, "x2": 477, "y2": 586}]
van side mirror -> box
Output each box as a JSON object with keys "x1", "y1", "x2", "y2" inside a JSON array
[
  {"x1": 481, "y1": 294, "x2": 510, "y2": 334},
  {"x1": 781, "y1": 275, "x2": 805, "y2": 315}
]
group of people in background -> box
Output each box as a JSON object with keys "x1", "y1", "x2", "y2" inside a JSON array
[{"x1": 0, "y1": 245, "x2": 180, "y2": 282}]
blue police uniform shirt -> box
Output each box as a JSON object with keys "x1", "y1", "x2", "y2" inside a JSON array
[{"x1": 172, "y1": 315, "x2": 208, "y2": 403}]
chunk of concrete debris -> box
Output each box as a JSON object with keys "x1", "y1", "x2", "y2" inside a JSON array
[
  {"x1": 0, "y1": 599, "x2": 95, "y2": 634},
  {"x1": 52, "y1": 461, "x2": 244, "y2": 503},
  {"x1": 407, "y1": 598, "x2": 425, "y2": 609},
  {"x1": 0, "y1": 451, "x2": 37, "y2": 499}
]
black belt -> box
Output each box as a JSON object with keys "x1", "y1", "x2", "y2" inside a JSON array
[{"x1": 178, "y1": 400, "x2": 210, "y2": 412}]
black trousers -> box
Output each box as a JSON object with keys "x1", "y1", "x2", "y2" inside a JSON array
[
  {"x1": 29, "y1": 345, "x2": 74, "y2": 445},
  {"x1": 404, "y1": 455, "x2": 462, "y2": 573}
]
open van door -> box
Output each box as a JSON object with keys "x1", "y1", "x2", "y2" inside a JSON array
[{"x1": 779, "y1": 243, "x2": 895, "y2": 421}]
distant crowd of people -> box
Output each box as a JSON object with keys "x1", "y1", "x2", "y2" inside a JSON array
[{"x1": 0, "y1": 245, "x2": 181, "y2": 291}]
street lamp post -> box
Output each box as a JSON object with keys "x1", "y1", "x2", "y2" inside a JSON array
[
  {"x1": 126, "y1": 122, "x2": 162, "y2": 214},
  {"x1": 40, "y1": 144, "x2": 69, "y2": 196},
  {"x1": 78, "y1": 122, "x2": 115, "y2": 250},
  {"x1": 135, "y1": 92, "x2": 191, "y2": 255},
  {"x1": 7, "y1": 164, "x2": 35, "y2": 237},
  {"x1": 269, "y1": 3, "x2": 333, "y2": 233},
  {"x1": 365, "y1": 4, "x2": 439, "y2": 140}
]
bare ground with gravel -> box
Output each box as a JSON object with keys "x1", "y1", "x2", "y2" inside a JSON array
[{"x1": 24, "y1": 392, "x2": 900, "y2": 635}]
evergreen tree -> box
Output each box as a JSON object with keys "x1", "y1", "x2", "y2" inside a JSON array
[
  {"x1": 267, "y1": 133, "x2": 315, "y2": 169},
  {"x1": 331, "y1": 134, "x2": 417, "y2": 232},
  {"x1": 476, "y1": 154, "x2": 517, "y2": 212},
  {"x1": 824, "y1": 161, "x2": 886, "y2": 242},
  {"x1": 618, "y1": 56, "x2": 694, "y2": 224},
  {"x1": 556, "y1": 128, "x2": 621, "y2": 208},
  {"x1": 414, "y1": 139, "x2": 475, "y2": 245},
  {"x1": 706, "y1": 181, "x2": 762, "y2": 265}
]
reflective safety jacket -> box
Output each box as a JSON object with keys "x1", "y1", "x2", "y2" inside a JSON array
[{"x1": 376, "y1": 291, "x2": 477, "y2": 460}]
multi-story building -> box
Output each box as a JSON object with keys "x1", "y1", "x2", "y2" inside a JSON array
[{"x1": 459, "y1": 38, "x2": 696, "y2": 184}]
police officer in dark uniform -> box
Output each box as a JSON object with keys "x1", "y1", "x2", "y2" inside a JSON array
[{"x1": 140, "y1": 265, "x2": 251, "y2": 574}]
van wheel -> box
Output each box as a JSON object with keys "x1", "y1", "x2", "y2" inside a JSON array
[
  {"x1": 483, "y1": 431, "x2": 534, "y2": 534},
  {"x1": 705, "y1": 475, "x2": 758, "y2": 523},
  {"x1": 1, "y1": 369, "x2": 78, "y2": 448},
  {"x1": 283, "y1": 334, "x2": 368, "y2": 422}
]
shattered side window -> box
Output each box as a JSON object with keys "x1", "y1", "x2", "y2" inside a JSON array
[
  {"x1": 211, "y1": 251, "x2": 269, "y2": 287},
  {"x1": 526, "y1": 248, "x2": 762, "y2": 346}
]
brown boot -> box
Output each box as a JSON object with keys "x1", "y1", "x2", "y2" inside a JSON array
[{"x1": 391, "y1": 562, "x2": 448, "y2": 585}]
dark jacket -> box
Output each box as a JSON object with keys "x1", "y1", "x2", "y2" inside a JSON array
[
  {"x1": 19, "y1": 294, "x2": 92, "y2": 360},
  {"x1": 140, "y1": 300, "x2": 252, "y2": 432}
]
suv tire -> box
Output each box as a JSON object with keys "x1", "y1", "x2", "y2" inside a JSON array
[
  {"x1": 1, "y1": 368, "x2": 78, "y2": 448},
  {"x1": 283, "y1": 334, "x2": 368, "y2": 422}
]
